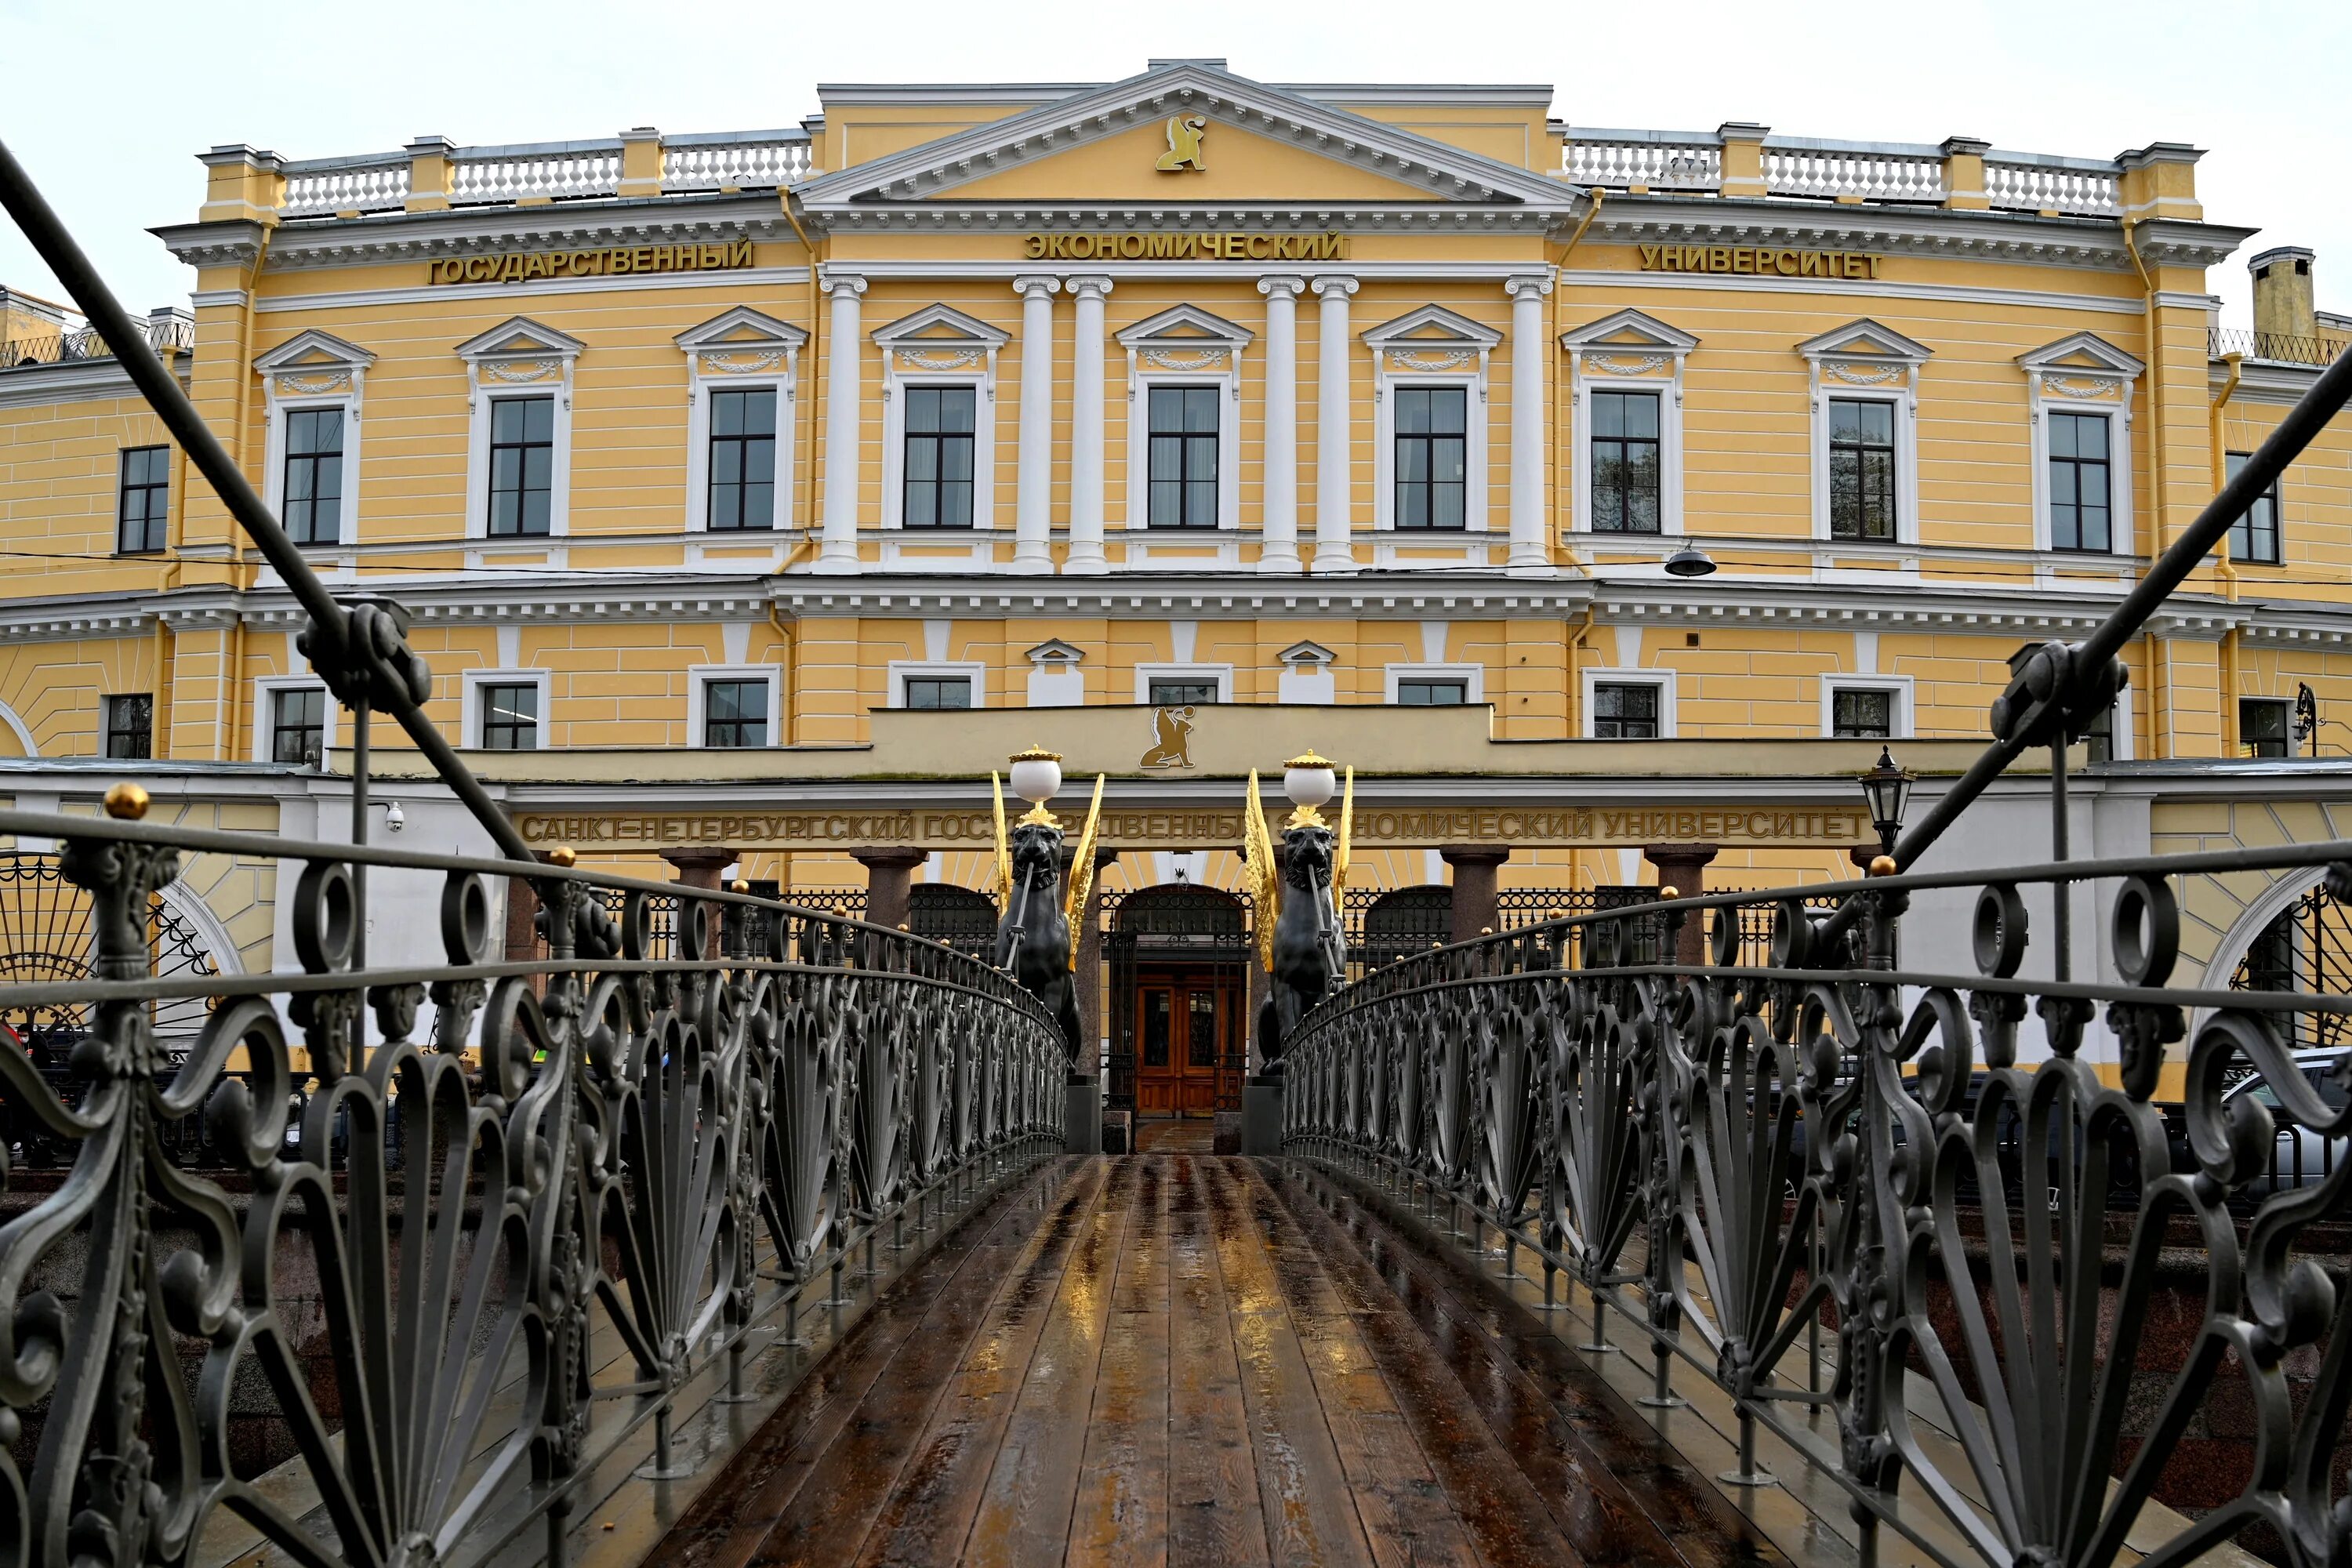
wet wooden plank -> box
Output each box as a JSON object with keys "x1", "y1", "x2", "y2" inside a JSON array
[
  {"x1": 964, "y1": 1158, "x2": 1141, "y2": 1567},
  {"x1": 1200, "y1": 1160, "x2": 1378, "y2": 1568},
  {"x1": 1069, "y1": 1156, "x2": 1172, "y2": 1568},
  {"x1": 1165, "y1": 1156, "x2": 1272, "y2": 1568}
]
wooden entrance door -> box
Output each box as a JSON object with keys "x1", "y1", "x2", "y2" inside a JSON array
[{"x1": 1133, "y1": 966, "x2": 1238, "y2": 1116}]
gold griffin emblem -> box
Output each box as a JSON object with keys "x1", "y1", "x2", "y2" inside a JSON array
[
  {"x1": 1156, "y1": 114, "x2": 1207, "y2": 172},
  {"x1": 1139, "y1": 705, "x2": 1196, "y2": 769}
]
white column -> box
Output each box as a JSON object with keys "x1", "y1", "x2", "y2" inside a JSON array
[
  {"x1": 1065, "y1": 274, "x2": 1112, "y2": 575},
  {"x1": 1504, "y1": 274, "x2": 1554, "y2": 576},
  {"x1": 1311, "y1": 275, "x2": 1359, "y2": 574},
  {"x1": 1257, "y1": 275, "x2": 1305, "y2": 574},
  {"x1": 815, "y1": 272, "x2": 867, "y2": 574},
  {"x1": 1011, "y1": 274, "x2": 1061, "y2": 575}
]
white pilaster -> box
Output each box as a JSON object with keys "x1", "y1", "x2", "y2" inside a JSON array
[
  {"x1": 1504, "y1": 274, "x2": 1554, "y2": 576},
  {"x1": 1257, "y1": 275, "x2": 1305, "y2": 574},
  {"x1": 1011, "y1": 274, "x2": 1061, "y2": 575},
  {"x1": 815, "y1": 272, "x2": 867, "y2": 573},
  {"x1": 1312, "y1": 275, "x2": 1359, "y2": 575},
  {"x1": 1065, "y1": 274, "x2": 1112, "y2": 575}
]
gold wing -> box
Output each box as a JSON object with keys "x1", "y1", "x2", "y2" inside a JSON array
[
  {"x1": 1335, "y1": 765, "x2": 1355, "y2": 891},
  {"x1": 1245, "y1": 769, "x2": 1279, "y2": 973},
  {"x1": 990, "y1": 771, "x2": 1013, "y2": 913},
  {"x1": 1062, "y1": 774, "x2": 1105, "y2": 965}
]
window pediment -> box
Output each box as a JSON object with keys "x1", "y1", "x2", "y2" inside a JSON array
[
  {"x1": 1560, "y1": 307, "x2": 1698, "y2": 360},
  {"x1": 454, "y1": 316, "x2": 584, "y2": 365},
  {"x1": 1796, "y1": 318, "x2": 1932, "y2": 368},
  {"x1": 2018, "y1": 331, "x2": 2144, "y2": 379},
  {"x1": 255, "y1": 328, "x2": 376, "y2": 373},
  {"x1": 676, "y1": 305, "x2": 808, "y2": 354},
  {"x1": 1026, "y1": 638, "x2": 1086, "y2": 666},
  {"x1": 872, "y1": 303, "x2": 1011, "y2": 350},
  {"x1": 1116, "y1": 303, "x2": 1254, "y2": 350}
]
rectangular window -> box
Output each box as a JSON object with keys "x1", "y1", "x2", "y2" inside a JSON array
[
  {"x1": 1828, "y1": 398, "x2": 1897, "y2": 541},
  {"x1": 1397, "y1": 679, "x2": 1468, "y2": 706},
  {"x1": 1590, "y1": 390, "x2": 1661, "y2": 534},
  {"x1": 2241, "y1": 697, "x2": 2292, "y2": 759},
  {"x1": 1831, "y1": 688, "x2": 1894, "y2": 739},
  {"x1": 2085, "y1": 702, "x2": 2116, "y2": 764},
  {"x1": 2048, "y1": 411, "x2": 2112, "y2": 553},
  {"x1": 271, "y1": 687, "x2": 326, "y2": 766},
  {"x1": 702, "y1": 678, "x2": 771, "y2": 747},
  {"x1": 1393, "y1": 386, "x2": 1468, "y2": 530},
  {"x1": 487, "y1": 395, "x2": 554, "y2": 536},
  {"x1": 1148, "y1": 678, "x2": 1218, "y2": 706},
  {"x1": 2225, "y1": 452, "x2": 2282, "y2": 564},
  {"x1": 116, "y1": 445, "x2": 169, "y2": 554},
  {"x1": 282, "y1": 408, "x2": 345, "y2": 546},
  {"x1": 902, "y1": 386, "x2": 975, "y2": 528},
  {"x1": 902, "y1": 676, "x2": 973, "y2": 711},
  {"x1": 1592, "y1": 682, "x2": 1661, "y2": 739},
  {"x1": 103, "y1": 694, "x2": 153, "y2": 760},
  {"x1": 1147, "y1": 386, "x2": 1221, "y2": 528},
  {"x1": 708, "y1": 387, "x2": 777, "y2": 531},
  {"x1": 478, "y1": 682, "x2": 539, "y2": 751}
]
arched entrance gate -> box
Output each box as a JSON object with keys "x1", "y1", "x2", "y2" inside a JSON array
[{"x1": 1104, "y1": 885, "x2": 1251, "y2": 1116}]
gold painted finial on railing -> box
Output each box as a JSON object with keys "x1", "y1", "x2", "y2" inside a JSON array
[
  {"x1": 548, "y1": 846, "x2": 578, "y2": 868},
  {"x1": 103, "y1": 782, "x2": 150, "y2": 820}
]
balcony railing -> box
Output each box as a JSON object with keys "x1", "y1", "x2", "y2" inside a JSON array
[
  {"x1": 2, "y1": 311, "x2": 194, "y2": 369},
  {"x1": 2211, "y1": 325, "x2": 2352, "y2": 367},
  {"x1": 273, "y1": 127, "x2": 817, "y2": 220},
  {"x1": 1563, "y1": 128, "x2": 2125, "y2": 216}
]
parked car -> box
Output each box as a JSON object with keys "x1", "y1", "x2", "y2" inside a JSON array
[{"x1": 2219, "y1": 1048, "x2": 2349, "y2": 1196}]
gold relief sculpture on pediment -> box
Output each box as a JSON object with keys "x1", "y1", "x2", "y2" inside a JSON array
[{"x1": 1156, "y1": 115, "x2": 1208, "y2": 172}]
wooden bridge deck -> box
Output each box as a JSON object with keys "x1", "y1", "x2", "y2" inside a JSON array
[{"x1": 663, "y1": 1154, "x2": 1783, "y2": 1568}]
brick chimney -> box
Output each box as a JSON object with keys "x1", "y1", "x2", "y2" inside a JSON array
[{"x1": 2250, "y1": 246, "x2": 2318, "y2": 355}]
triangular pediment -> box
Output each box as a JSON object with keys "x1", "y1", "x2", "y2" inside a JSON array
[
  {"x1": 1278, "y1": 640, "x2": 1336, "y2": 667},
  {"x1": 1026, "y1": 638, "x2": 1086, "y2": 666},
  {"x1": 675, "y1": 306, "x2": 807, "y2": 351},
  {"x1": 1116, "y1": 303, "x2": 1252, "y2": 350},
  {"x1": 871, "y1": 303, "x2": 1010, "y2": 347},
  {"x1": 1560, "y1": 307, "x2": 1698, "y2": 355},
  {"x1": 454, "y1": 317, "x2": 584, "y2": 361},
  {"x1": 797, "y1": 61, "x2": 1580, "y2": 214},
  {"x1": 2018, "y1": 331, "x2": 2143, "y2": 377},
  {"x1": 1795, "y1": 318, "x2": 1932, "y2": 364},
  {"x1": 255, "y1": 328, "x2": 376, "y2": 372},
  {"x1": 1361, "y1": 304, "x2": 1501, "y2": 349}
]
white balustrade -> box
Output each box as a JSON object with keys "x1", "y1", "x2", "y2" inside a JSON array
[
  {"x1": 662, "y1": 133, "x2": 814, "y2": 191},
  {"x1": 1763, "y1": 140, "x2": 1945, "y2": 203},
  {"x1": 1563, "y1": 131, "x2": 1722, "y2": 191},
  {"x1": 1983, "y1": 154, "x2": 2122, "y2": 216},
  {"x1": 448, "y1": 141, "x2": 623, "y2": 205},
  {"x1": 281, "y1": 156, "x2": 412, "y2": 217}
]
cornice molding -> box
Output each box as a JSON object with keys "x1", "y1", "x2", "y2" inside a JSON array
[
  {"x1": 0, "y1": 354, "x2": 188, "y2": 412},
  {"x1": 1586, "y1": 198, "x2": 2256, "y2": 274},
  {"x1": 154, "y1": 199, "x2": 794, "y2": 272}
]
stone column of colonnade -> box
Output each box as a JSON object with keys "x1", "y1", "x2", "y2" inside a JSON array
[
  {"x1": 1312, "y1": 276, "x2": 1360, "y2": 573},
  {"x1": 814, "y1": 273, "x2": 866, "y2": 573},
  {"x1": 1011, "y1": 275, "x2": 1061, "y2": 574},
  {"x1": 1257, "y1": 275, "x2": 1305, "y2": 573},
  {"x1": 1504, "y1": 274, "x2": 1554, "y2": 575},
  {"x1": 1066, "y1": 276, "x2": 1113, "y2": 574}
]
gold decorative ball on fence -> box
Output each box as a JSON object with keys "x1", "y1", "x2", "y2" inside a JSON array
[
  {"x1": 1868, "y1": 855, "x2": 1899, "y2": 877},
  {"x1": 731, "y1": 878, "x2": 750, "y2": 894},
  {"x1": 1659, "y1": 884, "x2": 1680, "y2": 901},
  {"x1": 548, "y1": 846, "x2": 578, "y2": 868},
  {"x1": 103, "y1": 782, "x2": 150, "y2": 820}
]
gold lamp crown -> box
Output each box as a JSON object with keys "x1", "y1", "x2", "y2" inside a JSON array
[
  {"x1": 1009, "y1": 743, "x2": 1062, "y2": 763},
  {"x1": 1283, "y1": 749, "x2": 1335, "y2": 770}
]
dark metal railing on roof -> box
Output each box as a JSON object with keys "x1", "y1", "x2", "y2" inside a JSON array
[{"x1": 2210, "y1": 325, "x2": 2350, "y2": 368}]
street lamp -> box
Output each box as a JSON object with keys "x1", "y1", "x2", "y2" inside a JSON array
[
  {"x1": 1858, "y1": 745, "x2": 1915, "y2": 859},
  {"x1": 1662, "y1": 543, "x2": 1718, "y2": 578}
]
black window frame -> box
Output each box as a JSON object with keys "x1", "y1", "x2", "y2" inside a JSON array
[
  {"x1": 115, "y1": 445, "x2": 170, "y2": 554},
  {"x1": 1392, "y1": 384, "x2": 1468, "y2": 532},
  {"x1": 1397, "y1": 679, "x2": 1469, "y2": 706},
  {"x1": 1828, "y1": 397, "x2": 1898, "y2": 542},
  {"x1": 902, "y1": 676, "x2": 974, "y2": 711},
  {"x1": 486, "y1": 394, "x2": 556, "y2": 538},
  {"x1": 706, "y1": 387, "x2": 778, "y2": 532},
  {"x1": 1589, "y1": 388, "x2": 1663, "y2": 535},
  {"x1": 103, "y1": 693, "x2": 153, "y2": 760},
  {"x1": 270, "y1": 686, "x2": 328, "y2": 767},
  {"x1": 701, "y1": 677, "x2": 771, "y2": 748},
  {"x1": 901, "y1": 384, "x2": 978, "y2": 529},
  {"x1": 282, "y1": 406, "x2": 346, "y2": 546},
  {"x1": 2225, "y1": 451, "x2": 2283, "y2": 565},
  {"x1": 2047, "y1": 409, "x2": 2114, "y2": 554},
  {"x1": 1830, "y1": 686, "x2": 1896, "y2": 739},
  {"x1": 2241, "y1": 697, "x2": 2292, "y2": 759},
  {"x1": 1146, "y1": 678, "x2": 1218, "y2": 706},
  {"x1": 2085, "y1": 702, "x2": 2117, "y2": 764},
  {"x1": 1591, "y1": 681, "x2": 1663, "y2": 739},
  {"x1": 1146, "y1": 385, "x2": 1221, "y2": 528},
  {"x1": 477, "y1": 681, "x2": 541, "y2": 751}
]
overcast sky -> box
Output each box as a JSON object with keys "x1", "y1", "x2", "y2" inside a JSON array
[{"x1": 3, "y1": 0, "x2": 2345, "y2": 328}]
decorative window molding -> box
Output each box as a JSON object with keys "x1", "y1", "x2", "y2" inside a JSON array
[
  {"x1": 677, "y1": 306, "x2": 805, "y2": 534},
  {"x1": 1024, "y1": 640, "x2": 1085, "y2": 707},
  {"x1": 1819, "y1": 673, "x2": 1915, "y2": 739},
  {"x1": 2019, "y1": 332, "x2": 2143, "y2": 556},
  {"x1": 1563, "y1": 308, "x2": 1697, "y2": 537},
  {"x1": 1133, "y1": 662, "x2": 1234, "y2": 704},
  {"x1": 687, "y1": 664, "x2": 781, "y2": 746},
  {"x1": 1362, "y1": 305, "x2": 1499, "y2": 534},
  {"x1": 1581, "y1": 667, "x2": 1677, "y2": 738},
  {"x1": 461, "y1": 667, "x2": 553, "y2": 750},
  {"x1": 1117, "y1": 305, "x2": 1252, "y2": 534},
  {"x1": 252, "y1": 676, "x2": 335, "y2": 764},
  {"x1": 887, "y1": 659, "x2": 989, "y2": 709},
  {"x1": 1276, "y1": 640, "x2": 1338, "y2": 704},
  {"x1": 256, "y1": 329, "x2": 374, "y2": 548},
  {"x1": 1384, "y1": 662, "x2": 1485, "y2": 703},
  {"x1": 873, "y1": 304, "x2": 1007, "y2": 532},
  {"x1": 456, "y1": 317, "x2": 583, "y2": 540},
  {"x1": 1798, "y1": 318, "x2": 1930, "y2": 544}
]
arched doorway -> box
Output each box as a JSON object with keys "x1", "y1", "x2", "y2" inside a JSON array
[
  {"x1": 908, "y1": 884, "x2": 998, "y2": 958},
  {"x1": 1359, "y1": 884, "x2": 1452, "y2": 974},
  {"x1": 1105, "y1": 885, "x2": 1248, "y2": 1118}
]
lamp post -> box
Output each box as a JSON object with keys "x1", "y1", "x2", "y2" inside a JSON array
[
  {"x1": 1662, "y1": 543, "x2": 1718, "y2": 578},
  {"x1": 1858, "y1": 745, "x2": 1915, "y2": 862}
]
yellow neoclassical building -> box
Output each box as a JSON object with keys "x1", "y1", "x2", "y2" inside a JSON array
[{"x1": 5, "y1": 58, "x2": 2352, "y2": 1105}]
